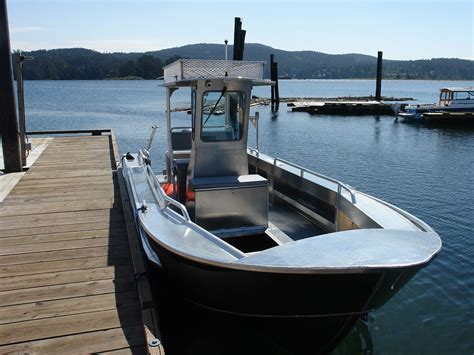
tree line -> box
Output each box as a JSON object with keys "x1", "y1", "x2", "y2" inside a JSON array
[{"x1": 12, "y1": 44, "x2": 474, "y2": 80}]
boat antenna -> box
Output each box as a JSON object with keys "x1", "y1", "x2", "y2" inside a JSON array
[{"x1": 224, "y1": 39, "x2": 228, "y2": 77}]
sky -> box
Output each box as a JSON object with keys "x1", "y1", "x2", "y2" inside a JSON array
[{"x1": 7, "y1": 0, "x2": 474, "y2": 60}]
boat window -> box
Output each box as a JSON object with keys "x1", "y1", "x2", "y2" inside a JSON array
[
  {"x1": 453, "y1": 91, "x2": 471, "y2": 100},
  {"x1": 201, "y1": 90, "x2": 246, "y2": 142}
]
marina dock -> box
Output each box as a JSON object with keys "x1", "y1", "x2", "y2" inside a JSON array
[
  {"x1": 0, "y1": 131, "x2": 164, "y2": 354},
  {"x1": 287, "y1": 100, "x2": 402, "y2": 115}
]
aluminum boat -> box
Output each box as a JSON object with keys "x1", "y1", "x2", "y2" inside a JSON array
[{"x1": 122, "y1": 59, "x2": 442, "y2": 352}]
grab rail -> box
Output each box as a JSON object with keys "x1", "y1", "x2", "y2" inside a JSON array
[
  {"x1": 248, "y1": 147, "x2": 357, "y2": 204},
  {"x1": 273, "y1": 157, "x2": 357, "y2": 204},
  {"x1": 144, "y1": 163, "x2": 192, "y2": 222}
]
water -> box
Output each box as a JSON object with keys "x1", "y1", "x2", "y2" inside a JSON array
[{"x1": 22, "y1": 79, "x2": 474, "y2": 354}]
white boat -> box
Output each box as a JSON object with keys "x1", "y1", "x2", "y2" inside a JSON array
[
  {"x1": 122, "y1": 59, "x2": 442, "y2": 353},
  {"x1": 399, "y1": 87, "x2": 474, "y2": 120}
]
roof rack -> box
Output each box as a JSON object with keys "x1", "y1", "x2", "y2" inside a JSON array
[{"x1": 163, "y1": 59, "x2": 268, "y2": 86}]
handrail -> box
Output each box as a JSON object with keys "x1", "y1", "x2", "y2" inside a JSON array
[
  {"x1": 26, "y1": 129, "x2": 111, "y2": 135},
  {"x1": 143, "y1": 162, "x2": 191, "y2": 222},
  {"x1": 127, "y1": 153, "x2": 245, "y2": 258},
  {"x1": 270, "y1": 155, "x2": 357, "y2": 204},
  {"x1": 247, "y1": 147, "x2": 356, "y2": 204}
]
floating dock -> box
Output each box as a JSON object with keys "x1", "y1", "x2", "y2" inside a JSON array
[
  {"x1": 0, "y1": 130, "x2": 164, "y2": 354},
  {"x1": 287, "y1": 100, "x2": 402, "y2": 115}
]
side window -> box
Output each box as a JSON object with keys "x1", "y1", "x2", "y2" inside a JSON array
[{"x1": 201, "y1": 91, "x2": 246, "y2": 142}]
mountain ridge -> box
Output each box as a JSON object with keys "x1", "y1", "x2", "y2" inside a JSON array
[{"x1": 16, "y1": 43, "x2": 474, "y2": 80}]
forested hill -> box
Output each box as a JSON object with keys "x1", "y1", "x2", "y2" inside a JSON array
[{"x1": 15, "y1": 43, "x2": 474, "y2": 80}]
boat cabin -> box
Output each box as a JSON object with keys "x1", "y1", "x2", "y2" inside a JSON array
[
  {"x1": 438, "y1": 87, "x2": 474, "y2": 107},
  {"x1": 163, "y1": 59, "x2": 272, "y2": 237}
]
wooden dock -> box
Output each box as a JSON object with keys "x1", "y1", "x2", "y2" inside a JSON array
[
  {"x1": 288, "y1": 100, "x2": 400, "y2": 115},
  {"x1": 0, "y1": 131, "x2": 164, "y2": 354}
]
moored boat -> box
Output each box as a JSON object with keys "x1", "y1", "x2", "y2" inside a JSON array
[
  {"x1": 399, "y1": 87, "x2": 474, "y2": 121},
  {"x1": 122, "y1": 59, "x2": 442, "y2": 352}
]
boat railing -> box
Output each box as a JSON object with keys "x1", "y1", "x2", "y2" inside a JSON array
[
  {"x1": 135, "y1": 151, "x2": 246, "y2": 259},
  {"x1": 143, "y1": 163, "x2": 192, "y2": 222},
  {"x1": 248, "y1": 148, "x2": 356, "y2": 204},
  {"x1": 273, "y1": 157, "x2": 357, "y2": 204}
]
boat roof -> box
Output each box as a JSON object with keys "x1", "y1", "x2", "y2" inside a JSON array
[
  {"x1": 163, "y1": 77, "x2": 273, "y2": 88},
  {"x1": 163, "y1": 59, "x2": 273, "y2": 87},
  {"x1": 439, "y1": 87, "x2": 474, "y2": 92}
]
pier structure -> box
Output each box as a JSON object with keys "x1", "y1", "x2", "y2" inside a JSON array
[
  {"x1": 0, "y1": 130, "x2": 164, "y2": 354},
  {"x1": 288, "y1": 99, "x2": 399, "y2": 115}
]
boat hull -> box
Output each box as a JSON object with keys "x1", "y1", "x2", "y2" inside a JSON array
[
  {"x1": 146, "y1": 232, "x2": 419, "y2": 315},
  {"x1": 146, "y1": 232, "x2": 421, "y2": 352}
]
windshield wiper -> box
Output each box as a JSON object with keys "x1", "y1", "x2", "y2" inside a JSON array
[{"x1": 203, "y1": 86, "x2": 227, "y2": 127}]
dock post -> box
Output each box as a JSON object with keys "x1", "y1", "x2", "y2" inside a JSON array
[
  {"x1": 15, "y1": 54, "x2": 32, "y2": 167},
  {"x1": 270, "y1": 54, "x2": 275, "y2": 106},
  {"x1": 238, "y1": 29, "x2": 246, "y2": 60},
  {"x1": 375, "y1": 51, "x2": 383, "y2": 101},
  {"x1": 270, "y1": 54, "x2": 280, "y2": 109},
  {"x1": 0, "y1": 0, "x2": 22, "y2": 173},
  {"x1": 273, "y1": 61, "x2": 280, "y2": 107},
  {"x1": 233, "y1": 17, "x2": 242, "y2": 60}
]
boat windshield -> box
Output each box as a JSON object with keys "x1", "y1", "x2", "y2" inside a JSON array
[
  {"x1": 453, "y1": 91, "x2": 474, "y2": 100},
  {"x1": 201, "y1": 90, "x2": 246, "y2": 142}
]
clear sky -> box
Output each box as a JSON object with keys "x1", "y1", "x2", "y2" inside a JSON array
[{"x1": 7, "y1": 0, "x2": 474, "y2": 60}]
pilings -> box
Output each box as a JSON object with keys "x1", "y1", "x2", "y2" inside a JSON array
[
  {"x1": 375, "y1": 51, "x2": 383, "y2": 101},
  {"x1": 270, "y1": 54, "x2": 280, "y2": 109},
  {"x1": 0, "y1": 0, "x2": 22, "y2": 173},
  {"x1": 15, "y1": 54, "x2": 32, "y2": 167},
  {"x1": 233, "y1": 17, "x2": 245, "y2": 61}
]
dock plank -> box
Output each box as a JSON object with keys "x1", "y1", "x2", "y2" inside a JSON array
[
  {"x1": 0, "y1": 255, "x2": 130, "y2": 277},
  {"x1": 0, "y1": 134, "x2": 154, "y2": 353},
  {"x1": 0, "y1": 291, "x2": 139, "y2": 324},
  {"x1": 0, "y1": 326, "x2": 146, "y2": 354},
  {"x1": 0, "y1": 307, "x2": 142, "y2": 345},
  {"x1": 0, "y1": 228, "x2": 126, "y2": 246},
  {"x1": 0, "y1": 245, "x2": 128, "y2": 266},
  {"x1": 0, "y1": 277, "x2": 136, "y2": 307},
  {"x1": 0, "y1": 265, "x2": 133, "y2": 292}
]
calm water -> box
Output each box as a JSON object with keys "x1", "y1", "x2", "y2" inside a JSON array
[{"x1": 22, "y1": 79, "x2": 474, "y2": 354}]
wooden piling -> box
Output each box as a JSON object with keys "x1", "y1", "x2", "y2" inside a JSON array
[
  {"x1": 375, "y1": 51, "x2": 383, "y2": 101},
  {"x1": 270, "y1": 55, "x2": 275, "y2": 106},
  {"x1": 270, "y1": 54, "x2": 280, "y2": 108},
  {"x1": 15, "y1": 55, "x2": 27, "y2": 167},
  {"x1": 273, "y1": 62, "x2": 280, "y2": 106},
  {"x1": 0, "y1": 0, "x2": 22, "y2": 173},
  {"x1": 233, "y1": 17, "x2": 242, "y2": 60},
  {"x1": 238, "y1": 29, "x2": 246, "y2": 60}
]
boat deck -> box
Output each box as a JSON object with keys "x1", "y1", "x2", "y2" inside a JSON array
[{"x1": 0, "y1": 132, "x2": 163, "y2": 354}]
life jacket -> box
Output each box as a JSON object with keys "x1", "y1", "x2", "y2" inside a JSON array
[{"x1": 161, "y1": 183, "x2": 195, "y2": 202}]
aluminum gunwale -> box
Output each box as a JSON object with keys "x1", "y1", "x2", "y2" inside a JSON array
[
  {"x1": 248, "y1": 148, "x2": 435, "y2": 232},
  {"x1": 139, "y1": 214, "x2": 441, "y2": 274}
]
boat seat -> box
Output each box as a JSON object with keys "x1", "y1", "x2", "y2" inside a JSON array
[{"x1": 189, "y1": 175, "x2": 269, "y2": 235}]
